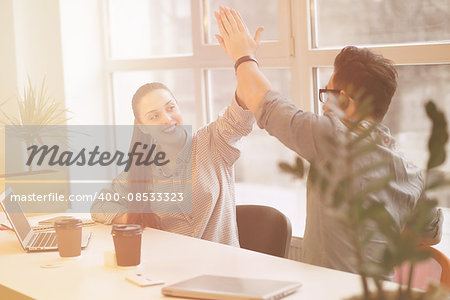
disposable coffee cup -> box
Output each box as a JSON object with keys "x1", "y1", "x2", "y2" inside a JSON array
[
  {"x1": 54, "y1": 218, "x2": 82, "y2": 258},
  {"x1": 111, "y1": 224, "x2": 142, "y2": 267}
]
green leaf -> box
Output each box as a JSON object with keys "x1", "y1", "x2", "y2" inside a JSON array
[
  {"x1": 425, "y1": 101, "x2": 449, "y2": 170},
  {"x1": 409, "y1": 249, "x2": 431, "y2": 264},
  {"x1": 0, "y1": 97, "x2": 10, "y2": 109},
  {"x1": 354, "y1": 160, "x2": 390, "y2": 178},
  {"x1": 360, "y1": 230, "x2": 375, "y2": 246},
  {"x1": 332, "y1": 179, "x2": 347, "y2": 206},
  {"x1": 426, "y1": 178, "x2": 450, "y2": 191},
  {"x1": 361, "y1": 202, "x2": 388, "y2": 220},
  {"x1": 406, "y1": 198, "x2": 438, "y2": 233},
  {"x1": 351, "y1": 141, "x2": 377, "y2": 158},
  {"x1": 2, "y1": 77, "x2": 72, "y2": 149},
  {"x1": 349, "y1": 122, "x2": 379, "y2": 147},
  {"x1": 352, "y1": 94, "x2": 374, "y2": 121},
  {"x1": 279, "y1": 157, "x2": 305, "y2": 180},
  {"x1": 353, "y1": 174, "x2": 394, "y2": 202},
  {"x1": 279, "y1": 162, "x2": 296, "y2": 174},
  {"x1": 295, "y1": 157, "x2": 305, "y2": 176}
]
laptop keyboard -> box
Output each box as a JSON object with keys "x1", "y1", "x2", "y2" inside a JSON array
[
  {"x1": 32, "y1": 218, "x2": 95, "y2": 232},
  {"x1": 30, "y1": 232, "x2": 57, "y2": 248}
]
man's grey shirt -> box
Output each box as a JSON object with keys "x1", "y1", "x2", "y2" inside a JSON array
[{"x1": 254, "y1": 90, "x2": 441, "y2": 274}]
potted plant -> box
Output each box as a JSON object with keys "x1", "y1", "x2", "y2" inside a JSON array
[
  {"x1": 0, "y1": 77, "x2": 71, "y2": 213},
  {"x1": 280, "y1": 100, "x2": 449, "y2": 300},
  {"x1": 0, "y1": 77, "x2": 71, "y2": 171}
]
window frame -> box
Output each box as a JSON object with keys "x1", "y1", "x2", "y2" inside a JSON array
[
  {"x1": 291, "y1": 0, "x2": 450, "y2": 115},
  {"x1": 98, "y1": 0, "x2": 450, "y2": 236},
  {"x1": 101, "y1": 0, "x2": 294, "y2": 128}
]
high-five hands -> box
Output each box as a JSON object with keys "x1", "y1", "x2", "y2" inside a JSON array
[
  {"x1": 214, "y1": 6, "x2": 272, "y2": 113},
  {"x1": 214, "y1": 6, "x2": 264, "y2": 63}
]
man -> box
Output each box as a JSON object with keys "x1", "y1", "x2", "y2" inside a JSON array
[{"x1": 214, "y1": 7, "x2": 442, "y2": 273}]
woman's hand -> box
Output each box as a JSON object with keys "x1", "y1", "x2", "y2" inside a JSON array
[
  {"x1": 141, "y1": 213, "x2": 161, "y2": 229},
  {"x1": 113, "y1": 213, "x2": 142, "y2": 225},
  {"x1": 112, "y1": 213, "x2": 129, "y2": 224},
  {"x1": 113, "y1": 213, "x2": 161, "y2": 229},
  {"x1": 214, "y1": 6, "x2": 264, "y2": 63}
]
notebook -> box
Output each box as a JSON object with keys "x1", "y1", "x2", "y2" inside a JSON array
[
  {"x1": 161, "y1": 275, "x2": 302, "y2": 300},
  {"x1": 0, "y1": 188, "x2": 92, "y2": 252}
]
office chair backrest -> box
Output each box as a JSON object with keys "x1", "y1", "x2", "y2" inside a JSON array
[
  {"x1": 236, "y1": 205, "x2": 292, "y2": 258},
  {"x1": 394, "y1": 245, "x2": 450, "y2": 290}
]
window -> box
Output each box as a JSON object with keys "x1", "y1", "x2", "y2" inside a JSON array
[
  {"x1": 303, "y1": 0, "x2": 450, "y2": 208},
  {"x1": 112, "y1": 70, "x2": 196, "y2": 126},
  {"x1": 313, "y1": 0, "x2": 450, "y2": 48},
  {"x1": 105, "y1": 0, "x2": 292, "y2": 128},
  {"x1": 102, "y1": 1, "x2": 306, "y2": 235},
  {"x1": 205, "y1": 0, "x2": 280, "y2": 43},
  {"x1": 315, "y1": 65, "x2": 450, "y2": 175},
  {"x1": 384, "y1": 65, "x2": 450, "y2": 175},
  {"x1": 107, "y1": 0, "x2": 192, "y2": 58},
  {"x1": 100, "y1": 0, "x2": 450, "y2": 238},
  {"x1": 208, "y1": 68, "x2": 291, "y2": 116}
]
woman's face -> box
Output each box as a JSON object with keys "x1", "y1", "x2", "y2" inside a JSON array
[
  {"x1": 136, "y1": 88, "x2": 183, "y2": 126},
  {"x1": 135, "y1": 88, "x2": 185, "y2": 144}
]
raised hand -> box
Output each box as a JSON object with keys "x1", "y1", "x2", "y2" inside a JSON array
[{"x1": 214, "y1": 6, "x2": 264, "y2": 63}]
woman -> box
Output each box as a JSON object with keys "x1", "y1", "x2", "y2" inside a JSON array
[{"x1": 91, "y1": 82, "x2": 254, "y2": 247}]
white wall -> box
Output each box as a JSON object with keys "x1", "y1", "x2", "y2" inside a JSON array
[
  {"x1": 13, "y1": 0, "x2": 66, "y2": 98},
  {"x1": 0, "y1": 0, "x2": 19, "y2": 174},
  {"x1": 59, "y1": 0, "x2": 117, "y2": 210},
  {"x1": 0, "y1": 0, "x2": 67, "y2": 174},
  {"x1": 59, "y1": 0, "x2": 111, "y2": 125}
]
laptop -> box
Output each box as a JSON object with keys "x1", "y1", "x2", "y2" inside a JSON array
[
  {"x1": 161, "y1": 275, "x2": 302, "y2": 300},
  {"x1": 0, "y1": 188, "x2": 92, "y2": 252}
]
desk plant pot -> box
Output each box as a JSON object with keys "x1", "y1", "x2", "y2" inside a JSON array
[{"x1": 1, "y1": 78, "x2": 71, "y2": 214}]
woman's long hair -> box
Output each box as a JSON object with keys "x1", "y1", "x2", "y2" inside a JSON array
[{"x1": 126, "y1": 82, "x2": 175, "y2": 228}]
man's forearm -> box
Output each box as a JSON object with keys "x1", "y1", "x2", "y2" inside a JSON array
[{"x1": 235, "y1": 61, "x2": 272, "y2": 114}]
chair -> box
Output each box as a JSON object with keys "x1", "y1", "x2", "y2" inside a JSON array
[
  {"x1": 394, "y1": 245, "x2": 450, "y2": 290},
  {"x1": 236, "y1": 205, "x2": 292, "y2": 258}
]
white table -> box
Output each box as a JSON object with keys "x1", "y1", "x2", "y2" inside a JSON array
[{"x1": 0, "y1": 213, "x2": 397, "y2": 300}]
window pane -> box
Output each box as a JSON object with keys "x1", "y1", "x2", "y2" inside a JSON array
[
  {"x1": 209, "y1": 68, "x2": 291, "y2": 116},
  {"x1": 208, "y1": 68, "x2": 306, "y2": 237},
  {"x1": 112, "y1": 70, "x2": 196, "y2": 128},
  {"x1": 315, "y1": 65, "x2": 450, "y2": 207},
  {"x1": 315, "y1": 67, "x2": 334, "y2": 114},
  {"x1": 205, "y1": 0, "x2": 279, "y2": 44},
  {"x1": 386, "y1": 65, "x2": 450, "y2": 208},
  {"x1": 108, "y1": 0, "x2": 192, "y2": 58},
  {"x1": 384, "y1": 65, "x2": 450, "y2": 172},
  {"x1": 314, "y1": 0, "x2": 450, "y2": 48}
]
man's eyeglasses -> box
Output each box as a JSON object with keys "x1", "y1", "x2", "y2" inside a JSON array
[{"x1": 319, "y1": 89, "x2": 341, "y2": 103}]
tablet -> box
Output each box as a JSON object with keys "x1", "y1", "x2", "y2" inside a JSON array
[{"x1": 161, "y1": 275, "x2": 302, "y2": 300}]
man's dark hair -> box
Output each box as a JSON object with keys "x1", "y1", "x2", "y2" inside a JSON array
[{"x1": 333, "y1": 46, "x2": 398, "y2": 121}]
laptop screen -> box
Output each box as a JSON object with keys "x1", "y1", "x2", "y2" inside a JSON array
[{"x1": 1, "y1": 189, "x2": 32, "y2": 242}]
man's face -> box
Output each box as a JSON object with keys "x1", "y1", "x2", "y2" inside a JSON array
[
  {"x1": 322, "y1": 72, "x2": 353, "y2": 118},
  {"x1": 322, "y1": 72, "x2": 339, "y2": 116}
]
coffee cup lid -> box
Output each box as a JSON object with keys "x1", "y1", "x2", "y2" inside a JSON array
[
  {"x1": 54, "y1": 218, "x2": 82, "y2": 228},
  {"x1": 111, "y1": 224, "x2": 142, "y2": 236}
]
